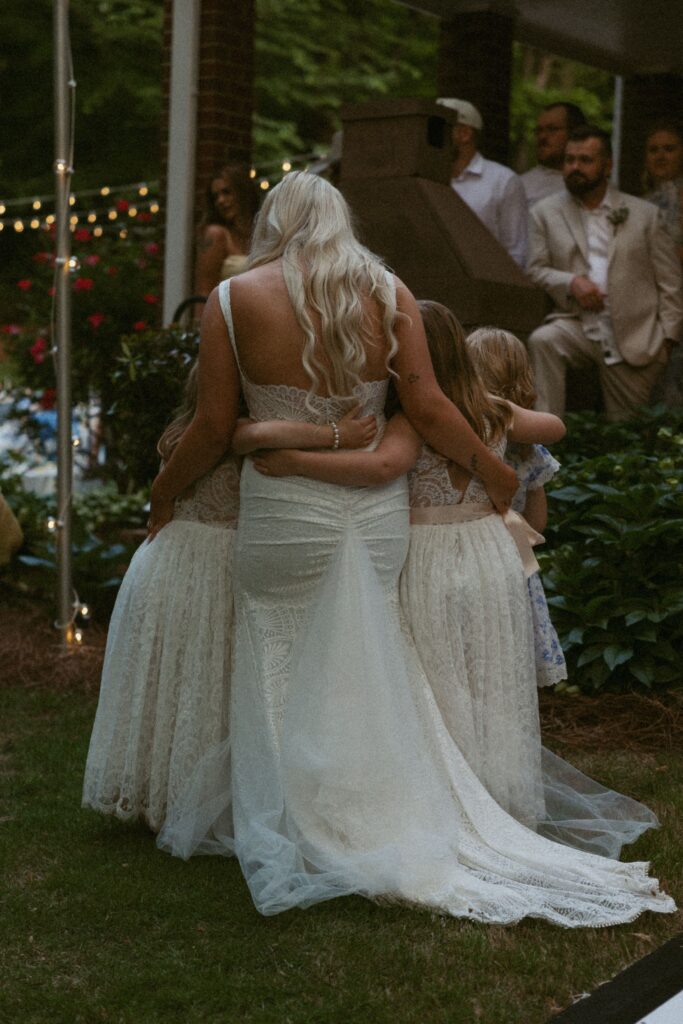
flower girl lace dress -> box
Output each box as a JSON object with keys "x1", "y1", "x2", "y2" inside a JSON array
[
  {"x1": 82, "y1": 455, "x2": 239, "y2": 830},
  {"x1": 400, "y1": 439, "x2": 658, "y2": 857},
  {"x1": 157, "y1": 277, "x2": 673, "y2": 927}
]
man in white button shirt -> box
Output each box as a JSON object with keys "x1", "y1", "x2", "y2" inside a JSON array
[
  {"x1": 437, "y1": 97, "x2": 528, "y2": 267},
  {"x1": 527, "y1": 125, "x2": 683, "y2": 419},
  {"x1": 521, "y1": 102, "x2": 586, "y2": 207}
]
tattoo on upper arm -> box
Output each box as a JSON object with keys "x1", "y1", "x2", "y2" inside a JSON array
[
  {"x1": 407, "y1": 373, "x2": 420, "y2": 384},
  {"x1": 197, "y1": 237, "x2": 216, "y2": 253}
]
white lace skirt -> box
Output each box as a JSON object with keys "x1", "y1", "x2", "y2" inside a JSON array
[
  {"x1": 401, "y1": 518, "x2": 658, "y2": 858},
  {"x1": 157, "y1": 465, "x2": 674, "y2": 927},
  {"x1": 82, "y1": 520, "x2": 234, "y2": 831}
]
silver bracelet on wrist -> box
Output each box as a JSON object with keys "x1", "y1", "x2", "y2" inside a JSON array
[{"x1": 329, "y1": 420, "x2": 340, "y2": 450}]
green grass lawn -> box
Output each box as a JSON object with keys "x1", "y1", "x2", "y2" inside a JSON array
[{"x1": 1, "y1": 683, "x2": 682, "y2": 1024}]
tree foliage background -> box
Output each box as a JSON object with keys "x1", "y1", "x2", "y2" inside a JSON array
[{"x1": 1, "y1": 0, "x2": 616, "y2": 201}]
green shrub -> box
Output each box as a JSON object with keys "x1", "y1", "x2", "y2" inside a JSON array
[
  {"x1": 542, "y1": 406, "x2": 683, "y2": 693},
  {"x1": 105, "y1": 325, "x2": 199, "y2": 492}
]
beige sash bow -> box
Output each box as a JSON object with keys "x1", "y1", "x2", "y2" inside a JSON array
[{"x1": 409, "y1": 502, "x2": 543, "y2": 578}]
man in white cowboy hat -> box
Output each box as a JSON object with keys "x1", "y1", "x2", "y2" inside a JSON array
[{"x1": 437, "y1": 97, "x2": 528, "y2": 267}]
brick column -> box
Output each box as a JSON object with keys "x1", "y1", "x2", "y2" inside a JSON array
[
  {"x1": 194, "y1": 0, "x2": 255, "y2": 219},
  {"x1": 620, "y1": 74, "x2": 683, "y2": 195},
  {"x1": 437, "y1": 10, "x2": 515, "y2": 166}
]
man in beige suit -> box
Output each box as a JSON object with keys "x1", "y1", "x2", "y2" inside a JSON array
[{"x1": 527, "y1": 125, "x2": 683, "y2": 419}]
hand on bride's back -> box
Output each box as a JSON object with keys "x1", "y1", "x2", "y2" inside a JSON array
[
  {"x1": 486, "y1": 461, "x2": 518, "y2": 514},
  {"x1": 339, "y1": 406, "x2": 377, "y2": 449}
]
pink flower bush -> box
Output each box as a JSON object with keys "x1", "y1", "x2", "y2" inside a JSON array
[
  {"x1": 17, "y1": 279, "x2": 32, "y2": 291},
  {"x1": 73, "y1": 277, "x2": 94, "y2": 292},
  {"x1": 132, "y1": 320, "x2": 148, "y2": 332},
  {"x1": 87, "y1": 313, "x2": 106, "y2": 329},
  {"x1": 30, "y1": 337, "x2": 48, "y2": 363},
  {"x1": 143, "y1": 293, "x2": 159, "y2": 305}
]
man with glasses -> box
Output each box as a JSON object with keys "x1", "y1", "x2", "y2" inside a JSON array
[{"x1": 522, "y1": 102, "x2": 587, "y2": 207}]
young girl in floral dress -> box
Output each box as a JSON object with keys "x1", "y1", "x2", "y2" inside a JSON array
[{"x1": 467, "y1": 326, "x2": 567, "y2": 688}]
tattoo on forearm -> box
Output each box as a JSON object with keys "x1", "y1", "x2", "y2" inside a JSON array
[
  {"x1": 407, "y1": 373, "x2": 420, "y2": 384},
  {"x1": 469, "y1": 454, "x2": 479, "y2": 474}
]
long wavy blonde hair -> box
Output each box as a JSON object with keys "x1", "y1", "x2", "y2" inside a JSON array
[
  {"x1": 248, "y1": 171, "x2": 400, "y2": 400},
  {"x1": 466, "y1": 327, "x2": 536, "y2": 409},
  {"x1": 157, "y1": 363, "x2": 199, "y2": 461},
  {"x1": 418, "y1": 302, "x2": 511, "y2": 443}
]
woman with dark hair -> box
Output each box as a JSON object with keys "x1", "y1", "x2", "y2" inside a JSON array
[
  {"x1": 642, "y1": 121, "x2": 683, "y2": 263},
  {"x1": 643, "y1": 123, "x2": 683, "y2": 405},
  {"x1": 194, "y1": 162, "x2": 260, "y2": 298}
]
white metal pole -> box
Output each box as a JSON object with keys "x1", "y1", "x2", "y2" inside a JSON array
[
  {"x1": 53, "y1": 0, "x2": 74, "y2": 645},
  {"x1": 162, "y1": 0, "x2": 201, "y2": 325},
  {"x1": 612, "y1": 74, "x2": 624, "y2": 187}
]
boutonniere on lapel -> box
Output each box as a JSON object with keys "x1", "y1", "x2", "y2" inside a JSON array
[{"x1": 607, "y1": 206, "x2": 629, "y2": 233}]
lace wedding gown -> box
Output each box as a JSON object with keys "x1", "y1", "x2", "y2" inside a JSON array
[
  {"x1": 157, "y1": 277, "x2": 674, "y2": 926},
  {"x1": 401, "y1": 441, "x2": 659, "y2": 857},
  {"x1": 82, "y1": 456, "x2": 239, "y2": 830}
]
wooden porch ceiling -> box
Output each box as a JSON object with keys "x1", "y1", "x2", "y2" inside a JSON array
[{"x1": 402, "y1": 1, "x2": 683, "y2": 75}]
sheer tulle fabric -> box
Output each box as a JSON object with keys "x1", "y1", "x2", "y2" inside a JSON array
[
  {"x1": 82, "y1": 520, "x2": 234, "y2": 831},
  {"x1": 400, "y1": 515, "x2": 658, "y2": 858}
]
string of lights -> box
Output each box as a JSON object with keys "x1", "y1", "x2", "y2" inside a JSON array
[{"x1": 0, "y1": 150, "x2": 322, "y2": 231}]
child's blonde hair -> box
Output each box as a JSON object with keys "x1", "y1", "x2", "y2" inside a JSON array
[
  {"x1": 417, "y1": 301, "x2": 511, "y2": 444},
  {"x1": 466, "y1": 326, "x2": 536, "y2": 409},
  {"x1": 157, "y1": 363, "x2": 199, "y2": 461}
]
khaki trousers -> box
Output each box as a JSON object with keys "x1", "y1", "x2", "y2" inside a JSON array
[{"x1": 527, "y1": 318, "x2": 667, "y2": 420}]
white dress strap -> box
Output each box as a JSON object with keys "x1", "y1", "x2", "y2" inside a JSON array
[{"x1": 217, "y1": 278, "x2": 242, "y2": 370}]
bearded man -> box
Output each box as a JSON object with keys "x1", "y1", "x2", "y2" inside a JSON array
[{"x1": 526, "y1": 125, "x2": 683, "y2": 419}]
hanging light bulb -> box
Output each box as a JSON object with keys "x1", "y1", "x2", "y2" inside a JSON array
[
  {"x1": 282, "y1": 161, "x2": 292, "y2": 172},
  {"x1": 80, "y1": 604, "x2": 90, "y2": 619},
  {"x1": 47, "y1": 516, "x2": 58, "y2": 532},
  {"x1": 67, "y1": 256, "x2": 79, "y2": 270},
  {"x1": 149, "y1": 202, "x2": 159, "y2": 214},
  {"x1": 87, "y1": 212, "x2": 96, "y2": 223},
  {"x1": 249, "y1": 168, "x2": 257, "y2": 179},
  {"x1": 54, "y1": 159, "x2": 68, "y2": 174},
  {"x1": 119, "y1": 228, "x2": 128, "y2": 239},
  {"x1": 69, "y1": 195, "x2": 76, "y2": 206},
  {"x1": 93, "y1": 226, "x2": 103, "y2": 237},
  {"x1": 14, "y1": 220, "x2": 24, "y2": 232},
  {"x1": 260, "y1": 180, "x2": 270, "y2": 191},
  {"x1": 32, "y1": 199, "x2": 42, "y2": 210},
  {"x1": 0, "y1": 203, "x2": 6, "y2": 215},
  {"x1": 128, "y1": 206, "x2": 138, "y2": 217},
  {"x1": 138, "y1": 185, "x2": 148, "y2": 196},
  {"x1": 74, "y1": 628, "x2": 83, "y2": 644},
  {"x1": 30, "y1": 218, "x2": 40, "y2": 229},
  {"x1": 108, "y1": 210, "x2": 117, "y2": 221},
  {"x1": 46, "y1": 214, "x2": 55, "y2": 225}
]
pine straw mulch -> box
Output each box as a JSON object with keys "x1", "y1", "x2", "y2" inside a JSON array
[{"x1": 1, "y1": 599, "x2": 682, "y2": 754}]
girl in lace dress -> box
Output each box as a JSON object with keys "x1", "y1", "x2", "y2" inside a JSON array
[
  {"x1": 467, "y1": 326, "x2": 567, "y2": 688},
  {"x1": 82, "y1": 367, "x2": 374, "y2": 831},
  {"x1": 254, "y1": 300, "x2": 659, "y2": 858}
]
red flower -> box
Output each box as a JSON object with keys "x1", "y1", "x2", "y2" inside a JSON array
[
  {"x1": 48, "y1": 286, "x2": 56, "y2": 297},
  {"x1": 105, "y1": 266, "x2": 118, "y2": 276},
  {"x1": 1, "y1": 324, "x2": 22, "y2": 335},
  {"x1": 132, "y1": 320, "x2": 148, "y2": 332},
  {"x1": 136, "y1": 212, "x2": 152, "y2": 223},
  {"x1": 39, "y1": 388, "x2": 56, "y2": 410},
  {"x1": 143, "y1": 292, "x2": 159, "y2": 304},
  {"x1": 87, "y1": 313, "x2": 106, "y2": 329},
  {"x1": 30, "y1": 337, "x2": 48, "y2": 363},
  {"x1": 74, "y1": 228, "x2": 92, "y2": 242},
  {"x1": 17, "y1": 279, "x2": 32, "y2": 291},
  {"x1": 84, "y1": 254, "x2": 101, "y2": 267},
  {"x1": 33, "y1": 252, "x2": 52, "y2": 264},
  {"x1": 73, "y1": 277, "x2": 94, "y2": 291},
  {"x1": 145, "y1": 241, "x2": 160, "y2": 256},
  {"x1": 116, "y1": 199, "x2": 130, "y2": 213}
]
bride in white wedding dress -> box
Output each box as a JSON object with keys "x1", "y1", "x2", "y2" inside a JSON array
[{"x1": 149, "y1": 172, "x2": 674, "y2": 925}]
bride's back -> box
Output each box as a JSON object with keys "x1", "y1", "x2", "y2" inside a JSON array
[
  {"x1": 227, "y1": 172, "x2": 397, "y2": 397},
  {"x1": 230, "y1": 262, "x2": 392, "y2": 392}
]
